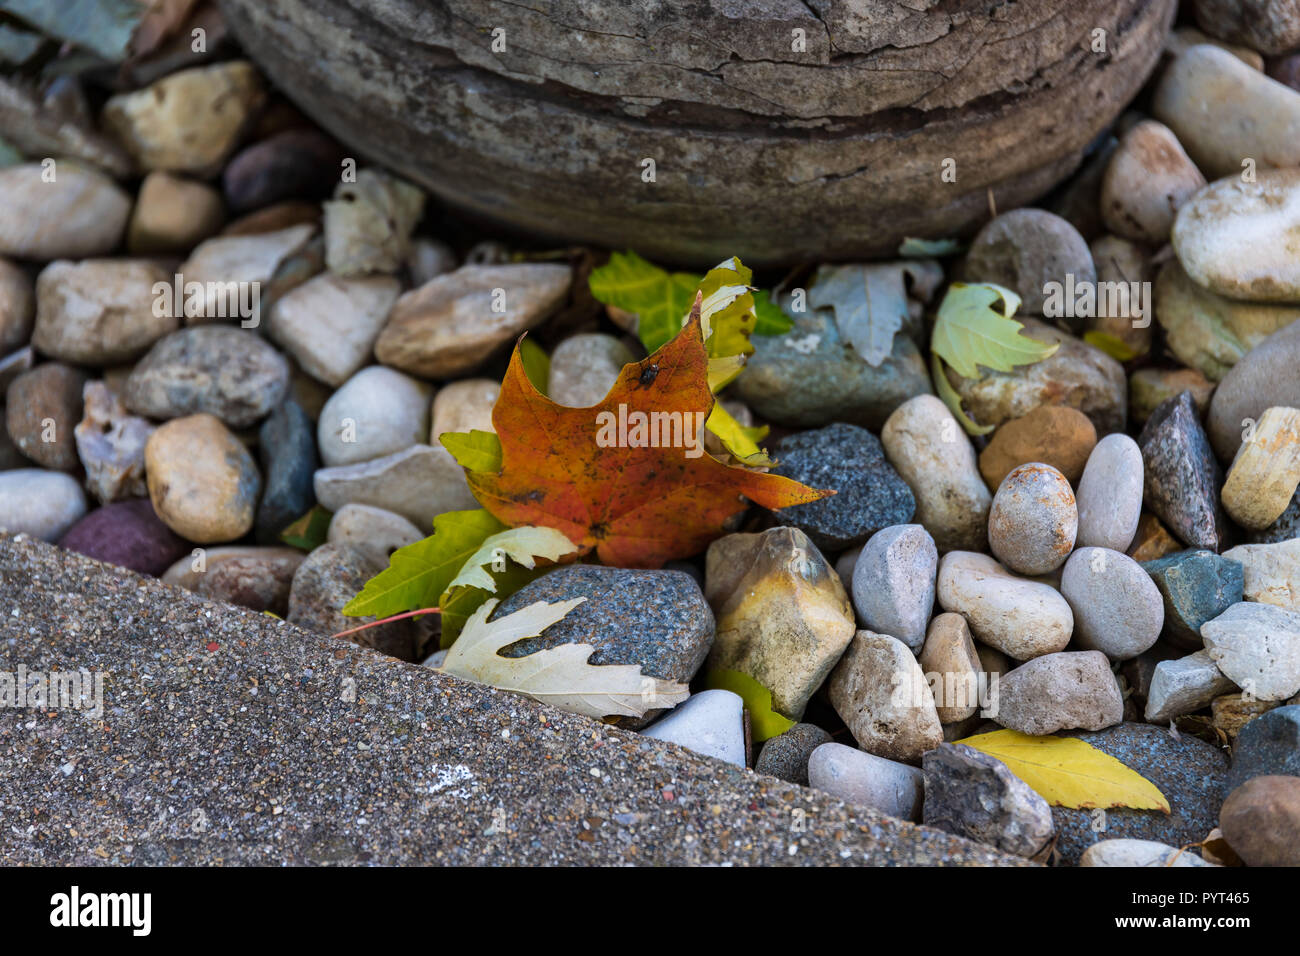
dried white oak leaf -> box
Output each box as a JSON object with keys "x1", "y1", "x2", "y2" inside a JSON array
[{"x1": 439, "y1": 597, "x2": 689, "y2": 719}]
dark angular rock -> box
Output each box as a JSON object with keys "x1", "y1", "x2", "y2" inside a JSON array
[
  {"x1": 755, "y1": 723, "x2": 832, "y2": 785},
  {"x1": 494, "y1": 565, "x2": 714, "y2": 690},
  {"x1": 1138, "y1": 390, "x2": 1223, "y2": 551},
  {"x1": 256, "y1": 398, "x2": 317, "y2": 543},
  {"x1": 58, "y1": 498, "x2": 190, "y2": 576},
  {"x1": 922, "y1": 743, "x2": 1055, "y2": 859},
  {"x1": 1142, "y1": 549, "x2": 1244, "y2": 649},
  {"x1": 288, "y1": 542, "x2": 416, "y2": 661},
  {"x1": 1228, "y1": 705, "x2": 1300, "y2": 790},
  {"x1": 1054, "y1": 722, "x2": 1229, "y2": 864},
  {"x1": 769, "y1": 422, "x2": 916, "y2": 551},
  {"x1": 222, "y1": 128, "x2": 345, "y2": 213}
]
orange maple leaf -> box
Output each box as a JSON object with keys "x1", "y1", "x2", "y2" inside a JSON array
[{"x1": 466, "y1": 308, "x2": 831, "y2": 568}]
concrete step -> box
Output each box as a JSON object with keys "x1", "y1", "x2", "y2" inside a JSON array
[{"x1": 0, "y1": 533, "x2": 1026, "y2": 866}]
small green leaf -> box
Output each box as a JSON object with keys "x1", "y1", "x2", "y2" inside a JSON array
[
  {"x1": 898, "y1": 237, "x2": 964, "y2": 258},
  {"x1": 753, "y1": 290, "x2": 794, "y2": 336},
  {"x1": 342, "y1": 509, "x2": 506, "y2": 618},
  {"x1": 440, "y1": 429, "x2": 503, "y2": 474},
  {"x1": 589, "y1": 250, "x2": 700, "y2": 354},
  {"x1": 520, "y1": 338, "x2": 550, "y2": 393},
  {"x1": 931, "y1": 351, "x2": 995, "y2": 436},
  {"x1": 704, "y1": 669, "x2": 796, "y2": 742},
  {"x1": 930, "y1": 282, "x2": 1059, "y2": 379},
  {"x1": 279, "y1": 505, "x2": 333, "y2": 551}
]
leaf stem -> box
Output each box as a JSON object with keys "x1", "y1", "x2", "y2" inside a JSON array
[{"x1": 331, "y1": 607, "x2": 441, "y2": 640}]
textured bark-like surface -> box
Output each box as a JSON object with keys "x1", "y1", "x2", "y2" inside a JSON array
[{"x1": 219, "y1": 0, "x2": 1176, "y2": 266}]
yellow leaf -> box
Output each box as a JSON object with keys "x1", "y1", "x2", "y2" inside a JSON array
[
  {"x1": 704, "y1": 668, "x2": 795, "y2": 742},
  {"x1": 706, "y1": 403, "x2": 772, "y2": 467},
  {"x1": 1083, "y1": 330, "x2": 1142, "y2": 362},
  {"x1": 953, "y1": 729, "x2": 1170, "y2": 812}
]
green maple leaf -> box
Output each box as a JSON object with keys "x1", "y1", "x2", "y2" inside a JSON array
[{"x1": 342, "y1": 509, "x2": 506, "y2": 618}]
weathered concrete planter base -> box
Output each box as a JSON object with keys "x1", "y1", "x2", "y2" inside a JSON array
[
  {"x1": 218, "y1": 0, "x2": 1176, "y2": 266},
  {"x1": 0, "y1": 535, "x2": 1022, "y2": 865}
]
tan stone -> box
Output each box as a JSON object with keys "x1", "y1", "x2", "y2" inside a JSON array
[
  {"x1": 1101, "y1": 120, "x2": 1205, "y2": 244},
  {"x1": 145, "y1": 413, "x2": 261, "y2": 543},
  {"x1": 1126, "y1": 512, "x2": 1183, "y2": 563},
  {"x1": 828, "y1": 630, "x2": 943, "y2": 764},
  {"x1": 32, "y1": 259, "x2": 175, "y2": 366},
  {"x1": 0, "y1": 257, "x2": 33, "y2": 353},
  {"x1": 178, "y1": 224, "x2": 316, "y2": 322},
  {"x1": 322, "y1": 169, "x2": 424, "y2": 276},
  {"x1": 946, "y1": 319, "x2": 1126, "y2": 434},
  {"x1": 103, "y1": 61, "x2": 266, "y2": 175},
  {"x1": 704, "y1": 527, "x2": 855, "y2": 720},
  {"x1": 919, "y1": 612, "x2": 982, "y2": 724},
  {"x1": 1129, "y1": 367, "x2": 1216, "y2": 426},
  {"x1": 1164, "y1": 27, "x2": 1264, "y2": 70},
  {"x1": 1171, "y1": 169, "x2": 1300, "y2": 303},
  {"x1": 0, "y1": 162, "x2": 131, "y2": 260},
  {"x1": 430, "y1": 379, "x2": 501, "y2": 441},
  {"x1": 1211, "y1": 693, "x2": 1280, "y2": 742},
  {"x1": 1221, "y1": 407, "x2": 1300, "y2": 530},
  {"x1": 127, "y1": 172, "x2": 225, "y2": 254},
  {"x1": 1154, "y1": 45, "x2": 1300, "y2": 180},
  {"x1": 1154, "y1": 261, "x2": 1300, "y2": 381},
  {"x1": 375, "y1": 264, "x2": 571, "y2": 378},
  {"x1": 881, "y1": 394, "x2": 990, "y2": 553},
  {"x1": 1222, "y1": 538, "x2": 1300, "y2": 611}
]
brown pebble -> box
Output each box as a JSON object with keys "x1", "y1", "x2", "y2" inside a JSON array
[
  {"x1": 979, "y1": 405, "x2": 1097, "y2": 491},
  {"x1": 1219, "y1": 775, "x2": 1300, "y2": 867}
]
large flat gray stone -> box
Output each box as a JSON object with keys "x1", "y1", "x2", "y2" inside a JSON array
[{"x1": 0, "y1": 534, "x2": 1024, "y2": 866}]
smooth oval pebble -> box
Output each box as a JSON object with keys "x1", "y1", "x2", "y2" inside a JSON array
[
  {"x1": 807, "y1": 742, "x2": 923, "y2": 821},
  {"x1": 1079, "y1": 838, "x2": 1215, "y2": 867},
  {"x1": 1219, "y1": 775, "x2": 1300, "y2": 867},
  {"x1": 881, "y1": 394, "x2": 990, "y2": 553},
  {"x1": 32, "y1": 259, "x2": 176, "y2": 365},
  {"x1": 850, "y1": 524, "x2": 937, "y2": 653},
  {"x1": 1154, "y1": 45, "x2": 1300, "y2": 180},
  {"x1": 548, "y1": 333, "x2": 635, "y2": 407},
  {"x1": 0, "y1": 162, "x2": 131, "y2": 260},
  {"x1": 1060, "y1": 547, "x2": 1164, "y2": 660},
  {"x1": 640, "y1": 690, "x2": 745, "y2": 767},
  {"x1": 0, "y1": 469, "x2": 87, "y2": 541},
  {"x1": 937, "y1": 551, "x2": 1073, "y2": 660},
  {"x1": 327, "y1": 503, "x2": 423, "y2": 567},
  {"x1": 317, "y1": 365, "x2": 432, "y2": 467},
  {"x1": 1172, "y1": 168, "x2": 1300, "y2": 303},
  {"x1": 1100, "y1": 119, "x2": 1205, "y2": 243},
  {"x1": 987, "y1": 463, "x2": 1077, "y2": 575},
  {"x1": 145, "y1": 413, "x2": 262, "y2": 543},
  {"x1": 1075, "y1": 433, "x2": 1144, "y2": 551},
  {"x1": 58, "y1": 498, "x2": 189, "y2": 576}
]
